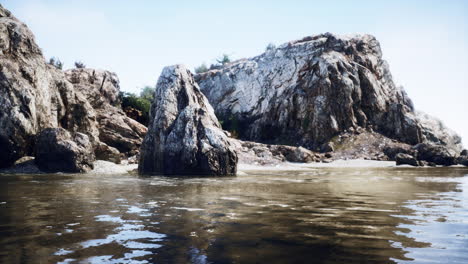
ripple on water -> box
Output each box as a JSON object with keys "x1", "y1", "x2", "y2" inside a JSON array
[
  {"x1": 170, "y1": 207, "x2": 204, "y2": 211},
  {"x1": 54, "y1": 248, "x2": 73, "y2": 256},
  {"x1": 51, "y1": 213, "x2": 168, "y2": 261},
  {"x1": 95, "y1": 215, "x2": 125, "y2": 223},
  {"x1": 81, "y1": 230, "x2": 165, "y2": 248},
  {"x1": 85, "y1": 250, "x2": 152, "y2": 264},
  {"x1": 127, "y1": 206, "x2": 149, "y2": 214}
]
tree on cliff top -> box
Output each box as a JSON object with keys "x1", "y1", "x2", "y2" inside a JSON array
[
  {"x1": 139, "y1": 86, "x2": 155, "y2": 101},
  {"x1": 48, "y1": 57, "x2": 63, "y2": 70},
  {"x1": 194, "y1": 63, "x2": 209, "y2": 74},
  {"x1": 119, "y1": 86, "x2": 155, "y2": 125},
  {"x1": 216, "y1": 54, "x2": 231, "y2": 65},
  {"x1": 74, "y1": 61, "x2": 86, "y2": 68}
]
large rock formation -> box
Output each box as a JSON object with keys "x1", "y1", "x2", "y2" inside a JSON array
[
  {"x1": 139, "y1": 65, "x2": 237, "y2": 176},
  {"x1": 65, "y1": 68, "x2": 147, "y2": 158},
  {"x1": 0, "y1": 4, "x2": 147, "y2": 170},
  {"x1": 0, "y1": 5, "x2": 98, "y2": 169},
  {"x1": 196, "y1": 33, "x2": 463, "y2": 156},
  {"x1": 35, "y1": 128, "x2": 95, "y2": 173}
]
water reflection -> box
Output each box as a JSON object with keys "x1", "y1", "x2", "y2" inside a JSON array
[{"x1": 0, "y1": 167, "x2": 467, "y2": 263}]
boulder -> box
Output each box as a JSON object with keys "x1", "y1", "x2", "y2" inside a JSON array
[
  {"x1": 35, "y1": 128, "x2": 95, "y2": 173},
  {"x1": 0, "y1": 4, "x2": 98, "y2": 168},
  {"x1": 95, "y1": 142, "x2": 121, "y2": 164},
  {"x1": 414, "y1": 143, "x2": 457, "y2": 166},
  {"x1": 383, "y1": 145, "x2": 414, "y2": 160},
  {"x1": 395, "y1": 153, "x2": 419, "y2": 166},
  {"x1": 196, "y1": 33, "x2": 462, "y2": 154},
  {"x1": 456, "y1": 156, "x2": 468, "y2": 166},
  {"x1": 287, "y1": 146, "x2": 316, "y2": 163},
  {"x1": 139, "y1": 65, "x2": 237, "y2": 176}
]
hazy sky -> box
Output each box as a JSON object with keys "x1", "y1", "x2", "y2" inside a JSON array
[{"x1": 3, "y1": 0, "x2": 468, "y2": 145}]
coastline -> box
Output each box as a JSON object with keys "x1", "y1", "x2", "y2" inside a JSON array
[
  {"x1": 238, "y1": 159, "x2": 396, "y2": 172},
  {"x1": 3, "y1": 158, "x2": 455, "y2": 176}
]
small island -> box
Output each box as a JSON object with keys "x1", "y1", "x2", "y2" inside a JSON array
[{"x1": 0, "y1": 3, "x2": 467, "y2": 264}]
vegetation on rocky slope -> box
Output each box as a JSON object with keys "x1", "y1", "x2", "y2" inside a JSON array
[{"x1": 119, "y1": 86, "x2": 155, "y2": 125}]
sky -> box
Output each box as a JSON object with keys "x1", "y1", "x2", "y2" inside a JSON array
[{"x1": 2, "y1": 0, "x2": 468, "y2": 145}]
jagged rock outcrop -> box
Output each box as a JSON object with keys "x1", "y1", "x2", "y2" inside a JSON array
[
  {"x1": 196, "y1": 33, "x2": 463, "y2": 157},
  {"x1": 231, "y1": 139, "x2": 323, "y2": 165},
  {"x1": 65, "y1": 68, "x2": 147, "y2": 158},
  {"x1": 0, "y1": 4, "x2": 147, "y2": 170},
  {"x1": 35, "y1": 128, "x2": 95, "y2": 173},
  {"x1": 139, "y1": 65, "x2": 237, "y2": 176},
  {"x1": 0, "y1": 5, "x2": 98, "y2": 169}
]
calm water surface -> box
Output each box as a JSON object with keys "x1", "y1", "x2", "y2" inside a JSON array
[{"x1": 0, "y1": 167, "x2": 467, "y2": 264}]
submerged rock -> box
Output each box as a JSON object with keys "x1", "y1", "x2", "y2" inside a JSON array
[
  {"x1": 196, "y1": 33, "x2": 462, "y2": 156},
  {"x1": 139, "y1": 65, "x2": 237, "y2": 176},
  {"x1": 35, "y1": 128, "x2": 95, "y2": 173}
]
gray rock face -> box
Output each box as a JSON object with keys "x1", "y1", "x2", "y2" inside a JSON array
[
  {"x1": 196, "y1": 33, "x2": 462, "y2": 154},
  {"x1": 35, "y1": 128, "x2": 95, "y2": 173},
  {"x1": 65, "y1": 68, "x2": 147, "y2": 157},
  {"x1": 139, "y1": 65, "x2": 237, "y2": 176},
  {"x1": 0, "y1": 5, "x2": 98, "y2": 168},
  {"x1": 65, "y1": 68, "x2": 120, "y2": 107}
]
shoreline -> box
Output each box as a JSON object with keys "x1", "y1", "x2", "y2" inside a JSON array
[
  {"x1": 238, "y1": 159, "x2": 396, "y2": 171},
  {"x1": 3, "y1": 159, "x2": 466, "y2": 176}
]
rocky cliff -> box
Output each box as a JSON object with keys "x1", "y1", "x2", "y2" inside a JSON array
[
  {"x1": 196, "y1": 33, "x2": 463, "y2": 156},
  {"x1": 0, "y1": 5, "x2": 145, "y2": 170},
  {"x1": 139, "y1": 65, "x2": 237, "y2": 175},
  {"x1": 65, "y1": 68, "x2": 147, "y2": 158},
  {"x1": 0, "y1": 6, "x2": 99, "y2": 168}
]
